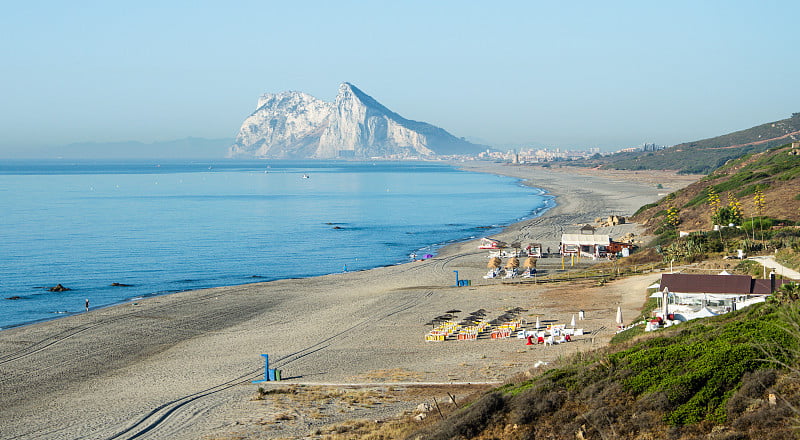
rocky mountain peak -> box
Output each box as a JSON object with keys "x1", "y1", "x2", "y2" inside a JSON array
[{"x1": 228, "y1": 83, "x2": 484, "y2": 159}]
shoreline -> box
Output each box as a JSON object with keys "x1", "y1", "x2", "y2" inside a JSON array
[
  {"x1": 0, "y1": 160, "x2": 550, "y2": 332},
  {"x1": 0, "y1": 163, "x2": 697, "y2": 440}
]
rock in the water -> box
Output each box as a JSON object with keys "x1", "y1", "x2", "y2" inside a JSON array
[
  {"x1": 49, "y1": 284, "x2": 70, "y2": 292},
  {"x1": 6, "y1": 296, "x2": 22, "y2": 300},
  {"x1": 110, "y1": 282, "x2": 132, "y2": 287}
]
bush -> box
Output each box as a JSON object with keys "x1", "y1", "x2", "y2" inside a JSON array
[
  {"x1": 509, "y1": 385, "x2": 566, "y2": 425},
  {"x1": 419, "y1": 392, "x2": 506, "y2": 440},
  {"x1": 725, "y1": 369, "x2": 778, "y2": 416},
  {"x1": 634, "y1": 202, "x2": 659, "y2": 216},
  {"x1": 741, "y1": 217, "x2": 774, "y2": 233},
  {"x1": 607, "y1": 303, "x2": 797, "y2": 426},
  {"x1": 776, "y1": 248, "x2": 800, "y2": 271},
  {"x1": 735, "y1": 260, "x2": 763, "y2": 277}
]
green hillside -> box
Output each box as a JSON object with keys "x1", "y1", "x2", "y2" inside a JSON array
[
  {"x1": 589, "y1": 113, "x2": 800, "y2": 174},
  {"x1": 409, "y1": 297, "x2": 800, "y2": 440},
  {"x1": 631, "y1": 143, "x2": 800, "y2": 242}
]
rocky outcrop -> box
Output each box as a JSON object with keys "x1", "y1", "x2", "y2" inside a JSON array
[
  {"x1": 228, "y1": 91, "x2": 332, "y2": 159},
  {"x1": 229, "y1": 83, "x2": 484, "y2": 159}
]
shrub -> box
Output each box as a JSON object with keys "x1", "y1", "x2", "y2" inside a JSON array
[
  {"x1": 607, "y1": 303, "x2": 797, "y2": 426},
  {"x1": 734, "y1": 259, "x2": 763, "y2": 277},
  {"x1": 509, "y1": 386, "x2": 566, "y2": 425},
  {"x1": 633, "y1": 202, "x2": 659, "y2": 217},
  {"x1": 725, "y1": 369, "x2": 778, "y2": 416},
  {"x1": 741, "y1": 217, "x2": 774, "y2": 233},
  {"x1": 420, "y1": 392, "x2": 506, "y2": 440}
]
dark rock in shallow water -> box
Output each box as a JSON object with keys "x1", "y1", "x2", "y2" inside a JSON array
[
  {"x1": 6, "y1": 296, "x2": 22, "y2": 300},
  {"x1": 49, "y1": 284, "x2": 70, "y2": 292},
  {"x1": 110, "y1": 282, "x2": 132, "y2": 287}
]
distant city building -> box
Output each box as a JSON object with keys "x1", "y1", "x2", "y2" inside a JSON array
[
  {"x1": 641, "y1": 143, "x2": 665, "y2": 152},
  {"x1": 476, "y1": 146, "x2": 610, "y2": 163}
]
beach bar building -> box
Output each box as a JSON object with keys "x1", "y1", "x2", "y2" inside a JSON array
[
  {"x1": 479, "y1": 238, "x2": 505, "y2": 250},
  {"x1": 559, "y1": 233, "x2": 611, "y2": 258}
]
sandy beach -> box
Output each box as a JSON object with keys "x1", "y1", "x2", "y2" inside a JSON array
[{"x1": 0, "y1": 163, "x2": 696, "y2": 440}]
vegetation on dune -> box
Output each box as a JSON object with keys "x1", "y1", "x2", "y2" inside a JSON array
[
  {"x1": 319, "y1": 144, "x2": 800, "y2": 440},
  {"x1": 629, "y1": 144, "x2": 800, "y2": 264},
  {"x1": 777, "y1": 248, "x2": 800, "y2": 272},
  {"x1": 574, "y1": 113, "x2": 800, "y2": 174},
  {"x1": 396, "y1": 145, "x2": 800, "y2": 440},
  {"x1": 407, "y1": 299, "x2": 800, "y2": 439}
]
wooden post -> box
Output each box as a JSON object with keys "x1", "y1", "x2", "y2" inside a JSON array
[{"x1": 432, "y1": 397, "x2": 445, "y2": 420}]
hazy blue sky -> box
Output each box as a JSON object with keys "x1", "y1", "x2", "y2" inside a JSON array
[{"x1": 2, "y1": 0, "x2": 799, "y2": 154}]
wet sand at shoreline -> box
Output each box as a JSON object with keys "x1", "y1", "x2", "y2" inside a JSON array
[{"x1": 0, "y1": 163, "x2": 697, "y2": 439}]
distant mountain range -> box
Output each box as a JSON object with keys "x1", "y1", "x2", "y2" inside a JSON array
[
  {"x1": 228, "y1": 82, "x2": 486, "y2": 159},
  {"x1": 11, "y1": 137, "x2": 233, "y2": 160},
  {"x1": 593, "y1": 113, "x2": 800, "y2": 174}
]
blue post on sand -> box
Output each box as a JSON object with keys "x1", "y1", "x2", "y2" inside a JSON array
[
  {"x1": 454, "y1": 270, "x2": 470, "y2": 287},
  {"x1": 252, "y1": 354, "x2": 280, "y2": 383}
]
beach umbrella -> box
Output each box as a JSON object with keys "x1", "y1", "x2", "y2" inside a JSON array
[
  {"x1": 662, "y1": 287, "x2": 670, "y2": 318},
  {"x1": 506, "y1": 257, "x2": 520, "y2": 269},
  {"x1": 534, "y1": 316, "x2": 540, "y2": 329},
  {"x1": 570, "y1": 314, "x2": 576, "y2": 328},
  {"x1": 615, "y1": 306, "x2": 623, "y2": 326},
  {"x1": 523, "y1": 257, "x2": 537, "y2": 268},
  {"x1": 488, "y1": 257, "x2": 501, "y2": 268}
]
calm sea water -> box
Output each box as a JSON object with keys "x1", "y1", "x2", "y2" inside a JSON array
[{"x1": 0, "y1": 160, "x2": 551, "y2": 329}]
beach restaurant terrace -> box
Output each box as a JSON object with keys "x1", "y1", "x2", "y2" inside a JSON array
[{"x1": 654, "y1": 273, "x2": 791, "y2": 318}]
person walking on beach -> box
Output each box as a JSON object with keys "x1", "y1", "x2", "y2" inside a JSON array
[{"x1": 85, "y1": 299, "x2": 89, "y2": 312}]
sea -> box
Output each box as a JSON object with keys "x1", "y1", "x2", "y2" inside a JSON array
[{"x1": 0, "y1": 160, "x2": 552, "y2": 330}]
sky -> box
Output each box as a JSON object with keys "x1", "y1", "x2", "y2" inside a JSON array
[{"x1": 2, "y1": 0, "x2": 799, "y2": 155}]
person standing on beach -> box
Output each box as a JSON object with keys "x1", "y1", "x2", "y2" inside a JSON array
[{"x1": 85, "y1": 299, "x2": 89, "y2": 312}]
